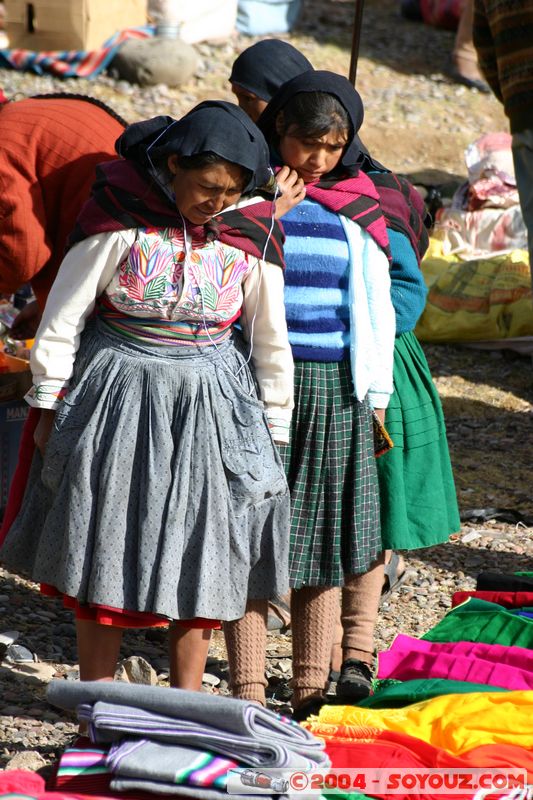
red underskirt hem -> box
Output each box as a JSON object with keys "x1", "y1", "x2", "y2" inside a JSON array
[{"x1": 40, "y1": 584, "x2": 221, "y2": 629}]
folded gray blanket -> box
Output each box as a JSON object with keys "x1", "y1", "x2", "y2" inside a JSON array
[
  {"x1": 47, "y1": 681, "x2": 329, "y2": 770},
  {"x1": 77, "y1": 700, "x2": 326, "y2": 768},
  {"x1": 106, "y1": 738, "x2": 247, "y2": 798},
  {"x1": 109, "y1": 775, "x2": 277, "y2": 799}
]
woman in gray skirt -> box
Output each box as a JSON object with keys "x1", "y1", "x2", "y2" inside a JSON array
[{"x1": 0, "y1": 102, "x2": 293, "y2": 690}]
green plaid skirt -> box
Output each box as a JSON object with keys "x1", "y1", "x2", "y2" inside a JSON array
[{"x1": 280, "y1": 359, "x2": 381, "y2": 588}]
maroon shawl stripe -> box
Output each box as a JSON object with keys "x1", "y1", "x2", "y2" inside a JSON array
[
  {"x1": 369, "y1": 172, "x2": 430, "y2": 264},
  {"x1": 215, "y1": 198, "x2": 286, "y2": 265},
  {"x1": 68, "y1": 160, "x2": 285, "y2": 268}
]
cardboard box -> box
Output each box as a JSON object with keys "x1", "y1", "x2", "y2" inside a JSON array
[
  {"x1": 5, "y1": 0, "x2": 147, "y2": 52},
  {"x1": 0, "y1": 354, "x2": 32, "y2": 403},
  {"x1": 0, "y1": 400, "x2": 29, "y2": 518}
]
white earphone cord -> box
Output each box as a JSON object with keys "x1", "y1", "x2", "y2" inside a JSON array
[{"x1": 181, "y1": 184, "x2": 279, "y2": 392}]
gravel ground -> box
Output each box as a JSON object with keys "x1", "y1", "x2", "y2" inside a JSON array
[{"x1": 0, "y1": 0, "x2": 532, "y2": 775}]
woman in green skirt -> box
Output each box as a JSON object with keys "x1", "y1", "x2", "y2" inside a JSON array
[{"x1": 223, "y1": 55, "x2": 460, "y2": 716}]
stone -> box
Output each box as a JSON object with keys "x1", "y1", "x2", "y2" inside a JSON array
[
  {"x1": 5, "y1": 750, "x2": 47, "y2": 771},
  {"x1": 109, "y1": 36, "x2": 198, "y2": 88},
  {"x1": 4, "y1": 643, "x2": 36, "y2": 663},
  {"x1": 202, "y1": 672, "x2": 220, "y2": 686},
  {"x1": 1, "y1": 706, "x2": 27, "y2": 716},
  {"x1": 0, "y1": 630, "x2": 20, "y2": 643},
  {"x1": 8, "y1": 662, "x2": 58, "y2": 684},
  {"x1": 115, "y1": 656, "x2": 158, "y2": 685}
]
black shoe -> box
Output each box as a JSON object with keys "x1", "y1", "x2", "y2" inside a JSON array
[
  {"x1": 335, "y1": 659, "x2": 373, "y2": 702},
  {"x1": 448, "y1": 68, "x2": 491, "y2": 94},
  {"x1": 291, "y1": 696, "x2": 327, "y2": 723}
]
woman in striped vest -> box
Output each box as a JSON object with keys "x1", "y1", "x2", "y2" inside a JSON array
[{"x1": 224, "y1": 71, "x2": 396, "y2": 719}]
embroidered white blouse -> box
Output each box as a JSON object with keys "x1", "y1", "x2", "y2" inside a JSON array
[{"x1": 27, "y1": 227, "x2": 294, "y2": 443}]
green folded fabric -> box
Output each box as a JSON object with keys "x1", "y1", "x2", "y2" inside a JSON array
[
  {"x1": 422, "y1": 598, "x2": 533, "y2": 648},
  {"x1": 357, "y1": 678, "x2": 508, "y2": 709}
]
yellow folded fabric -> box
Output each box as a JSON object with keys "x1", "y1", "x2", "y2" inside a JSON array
[{"x1": 304, "y1": 691, "x2": 533, "y2": 754}]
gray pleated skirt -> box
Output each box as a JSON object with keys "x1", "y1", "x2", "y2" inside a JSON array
[{"x1": 1, "y1": 319, "x2": 290, "y2": 622}]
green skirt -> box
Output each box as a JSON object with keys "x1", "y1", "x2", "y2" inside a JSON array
[
  {"x1": 280, "y1": 359, "x2": 381, "y2": 589},
  {"x1": 377, "y1": 331, "x2": 460, "y2": 550}
]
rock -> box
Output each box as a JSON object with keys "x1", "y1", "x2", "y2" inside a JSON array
[
  {"x1": 1, "y1": 706, "x2": 27, "y2": 716},
  {"x1": 5, "y1": 750, "x2": 47, "y2": 771},
  {"x1": 202, "y1": 672, "x2": 220, "y2": 686},
  {"x1": 8, "y1": 662, "x2": 58, "y2": 684},
  {"x1": 109, "y1": 37, "x2": 198, "y2": 87},
  {"x1": 4, "y1": 643, "x2": 37, "y2": 663},
  {"x1": 0, "y1": 631, "x2": 20, "y2": 645},
  {"x1": 115, "y1": 656, "x2": 157, "y2": 685}
]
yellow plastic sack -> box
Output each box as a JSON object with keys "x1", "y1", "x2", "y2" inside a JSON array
[{"x1": 415, "y1": 239, "x2": 533, "y2": 342}]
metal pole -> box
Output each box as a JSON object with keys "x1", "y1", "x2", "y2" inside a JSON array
[{"x1": 348, "y1": 0, "x2": 365, "y2": 86}]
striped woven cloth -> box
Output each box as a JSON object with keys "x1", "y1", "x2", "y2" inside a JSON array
[
  {"x1": 54, "y1": 741, "x2": 241, "y2": 797},
  {"x1": 0, "y1": 25, "x2": 154, "y2": 78}
]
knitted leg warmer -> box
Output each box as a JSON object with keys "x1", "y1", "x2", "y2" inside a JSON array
[
  {"x1": 341, "y1": 551, "x2": 386, "y2": 664},
  {"x1": 291, "y1": 585, "x2": 339, "y2": 709},
  {"x1": 223, "y1": 599, "x2": 268, "y2": 706}
]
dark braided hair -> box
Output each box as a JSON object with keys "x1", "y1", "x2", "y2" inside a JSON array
[{"x1": 28, "y1": 92, "x2": 128, "y2": 127}]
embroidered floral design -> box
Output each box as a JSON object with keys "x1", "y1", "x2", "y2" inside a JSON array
[{"x1": 109, "y1": 228, "x2": 254, "y2": 324}]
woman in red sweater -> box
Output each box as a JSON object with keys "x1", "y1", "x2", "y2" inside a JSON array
[{"x1": 0, "y1": 93, "x2": 126, "y2": 538}]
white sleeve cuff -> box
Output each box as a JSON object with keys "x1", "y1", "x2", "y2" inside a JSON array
[
  {"x1": 367, "y1": 391, "x2": 391, "y2": 410},
  {"x1": 25, "y1": 381, "x2": 68, "y2": 410},
  {"x1": 265, "y1": 408, "x2": 292, "y2": 444}
]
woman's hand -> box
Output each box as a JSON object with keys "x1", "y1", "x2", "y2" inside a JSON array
[
  {"x1": 274, "y1": 166, "x2": 306, "y2": 219},
  {"x1": 34, "y1": 409, "x2": 57, "y2": 456},
  {"x1": 10, "y1": 301, "x2": 42, "y2": 340},
  {"x1": 373, "y1": 408, "x2": 386, "y2": 425}
]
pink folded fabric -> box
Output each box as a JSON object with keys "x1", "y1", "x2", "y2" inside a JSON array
[{"x1": 377, "y1": 634, "x2": 533, "y2": 690}]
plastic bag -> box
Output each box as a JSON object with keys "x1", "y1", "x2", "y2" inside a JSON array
[{"x1": 415, "y1": 238, "x2": 533, "y2": 342}]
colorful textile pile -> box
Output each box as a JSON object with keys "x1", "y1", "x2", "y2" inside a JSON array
[
  {"x1": 377, "y1": 635, "x2": 533, "y2": 689},
  {"x1": 0, "y1": 766, "x2": 113, "y2": 799},
  {"x1": 303, "y1": 570, "x2": 533, "y2": 800},
  {"x1": 416, "y1": 133, "x2": 533, "y2": 345},
  {"x1": 0, "y1": 26, "x2": 154, "y2": 78},
  {"x1": 45, "y1": 679, "x2": 329, "y2": 798},
  {"x1": 432, "y1": 133, "x2": 528, "y2": 257}
]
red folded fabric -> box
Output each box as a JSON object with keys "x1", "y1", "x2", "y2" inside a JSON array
[
  {"x1": 325, "y1": 729, "x2": 533, "y2": 800},
  {"x1": 0, "y1": 767, "x2": 115, "y2": 799},
  {"x1": 452, "y1": 590, "x2": 533, "y2": 608}
]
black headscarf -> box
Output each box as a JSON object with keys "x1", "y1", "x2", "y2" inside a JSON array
[
  {"x1": 259, "y1": 71, "x2": 427, "y2": 262},
  {"x1": 69, "y1": 101, "x2": 286, "y2": 267},
  {"x1": 229, "y1": 40, "x2": 313, "y2": 102},
  {"x1": 258, "y1": 69, "x2": 386, "y2": 173},
  {"x1": 116, "y1": 100, "x2": 272, "y2": 194}
]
